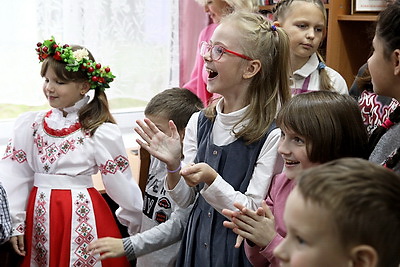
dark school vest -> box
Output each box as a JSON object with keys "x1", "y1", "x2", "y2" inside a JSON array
[{"x1": 176, "y1": 112, "x2": 277, "y2": 267}]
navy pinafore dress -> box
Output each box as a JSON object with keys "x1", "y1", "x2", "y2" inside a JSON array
[{"x1": 176, "y1": 112, "x2": 276, "y2": 267}]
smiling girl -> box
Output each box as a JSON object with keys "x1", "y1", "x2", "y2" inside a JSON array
[
  {"x1": 135, "y1": 11, "x2": 291, "y2": 266},
  {"x1": 184, "y1": 0, "x2": 259, "y2": 106},
  {"x1": 222, "y1": 91, "x2": 368, "y2": 267},
  {"x1": 0, "y1": 38, "x2": 143, "y2": 267}
]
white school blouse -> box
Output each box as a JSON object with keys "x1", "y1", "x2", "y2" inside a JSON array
[{"x1": 291, "y1": 53, "x2": 348, "y2": 94}]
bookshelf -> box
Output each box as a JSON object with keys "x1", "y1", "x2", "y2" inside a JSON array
[{"x1": 326, "y1": 0, "x2": 378, "y2": 87}]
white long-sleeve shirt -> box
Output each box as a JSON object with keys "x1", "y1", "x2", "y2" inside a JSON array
[{"x1": 166, "y1": 99, "x2": 284, "y2": 214}]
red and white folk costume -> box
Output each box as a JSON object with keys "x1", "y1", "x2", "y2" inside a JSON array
[{"x1": 0, "y1": 97, "x2": 142, "y2": 266}]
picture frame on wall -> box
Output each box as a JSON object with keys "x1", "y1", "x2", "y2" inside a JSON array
[{"x1": 351, "y1": 0, "x2": 386, "y2": 13}]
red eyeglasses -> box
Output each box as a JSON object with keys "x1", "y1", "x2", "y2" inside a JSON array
[{"x1": 200, "y1": 41, "x2": 253, "y2": 61}]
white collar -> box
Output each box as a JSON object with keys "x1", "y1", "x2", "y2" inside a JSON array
[
  {"x1": 293, "y1": 53, "x2": 319, "y2": 78},
  {"x1": 45, "y1": 96, "x2": 89, "y2": 130},
  {"x1": 215, "y1": 98, "x2": 249, "y2": 130}
]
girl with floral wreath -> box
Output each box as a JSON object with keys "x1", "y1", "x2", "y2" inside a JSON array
[{"x1": 0, "y1": 37, "x2": 143, "y2": 267}]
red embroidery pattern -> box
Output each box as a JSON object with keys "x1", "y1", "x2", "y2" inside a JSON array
[
  {"x1": 15, "y1": 224, "x2": 25, "y2": 234},
  {"x1": 34, "y1": 134, "x2": 47, "y2": 156},
  {"x1": 40, "y1": 144, "x2": 59, "y2": 164},
  {"x1": 33, "y1": 132, "x2": 83, "y2": 172},
  {"x1": 2, "y1": 140, "x2": 28, "y2": 163},
  {"x1": 60, "y1": 140, "x2": 76, "y2": 154},
  {"x1": 2, "y1": 140, "x2": 13, "y2": 159},
  {"x1": 73, "y1": 192, "x2": 96, "y2": 266},
  {"x1": 358, "y1": 91, "x2": 399, "y2": 134},
  {"x1": 99, "y1": 155, "x2": 129, "y2": 175},
  {"x1": 33, "y1": 192, "x2": 48, "y2": 267},
  {"x1": 43, "y1": 111, "x2": 81, "y2": 137}
]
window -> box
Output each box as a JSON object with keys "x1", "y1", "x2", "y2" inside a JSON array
[{"x1": 0, "y1": 0, "x2": 179, "y2": 145}]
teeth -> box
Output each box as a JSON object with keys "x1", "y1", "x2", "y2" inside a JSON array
[{"x1": 207, "y1": 68, "x2": 218, "y2": 79}]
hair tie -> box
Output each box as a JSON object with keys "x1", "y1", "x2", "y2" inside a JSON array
[
  {"x1": 382, "y1": 118, "x2": 394, "y2": 129},
  {"x1": 167, "y1": 163, "x2": 182, "y2": 173},
  {"x1": 318, "y1": 62, "x2": 326, "y2": 70},
  {"x1": 271, "y1": 25, "x2": 277, "y2": 31}
]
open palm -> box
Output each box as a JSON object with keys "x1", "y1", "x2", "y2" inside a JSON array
[{"x1": 135, "y1": 118, "x2": 182, "y2": 167}]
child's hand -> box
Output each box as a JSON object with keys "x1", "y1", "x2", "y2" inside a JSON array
[
  {"x1": 222, "y1": 206, "x2": 245, "y2": 248},
  {"x1": 88, "y1": 237, "x2": 124, "y2": 260},
  {"x1": 135, "y1": 118, "x2": 182, "y2": 169},
  {"x1": 224, "y1": 201, "x2": 276, "y2": 248},
  {"x1": 10, "y1": 235, "x2": 26, "y2": 256},
  {"x1": 180, "y1": 163, "x2": 218, "y2": 186}
]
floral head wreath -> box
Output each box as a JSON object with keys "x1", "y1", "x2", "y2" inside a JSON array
[{"x1": 36, "y1": 36, "x2": 115, "y2": 91}]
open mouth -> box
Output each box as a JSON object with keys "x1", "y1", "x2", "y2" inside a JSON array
[
  {"x1": 207, "y1": 68, "x2": 218, "y2": 79},
  {"x1": 284, "y1": 159, "x2": 300, "y2": 166}
]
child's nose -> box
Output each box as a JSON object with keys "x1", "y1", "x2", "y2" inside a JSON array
[
  {"x1": 278, "y1": 141, "x2": 290, "y2": 155},
  {"x1": 306, "y1": 29, "x2": 315, "y2": 39},
  {"x1": 202, "y1": 48, "x2": 212, "y2": 62},
  {"x1": 45, "y1": 83, "x2": 54, "y2": 92}
]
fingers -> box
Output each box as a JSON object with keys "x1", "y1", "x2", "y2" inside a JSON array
[
  {"x1": 11, "y1": 236, "x2": 26, "y2": 256},
  {"x1": 18, "y1": 235, "x2": 25, "y2": 256},
  {"x1": 233, "y1": 202, "x2": 246, "y2": 211},
  {"x1": 255, "y1": 207, "x2": 267, "y2": 217},
  {"x1": 261, "y1": 200, "x2": 274, "y2": 219},
  {"x1": 237, "y1": 206, "x2": 263, "y2": 221},
  {"x1": 221, "y1": 208, "x2": 238, "y2": 219},
  {"x1": 223, "y1": 220, "x2": 237, "y2": 230},
  {"x1": 88, "y1": 237, "x2": 125, "y2": 261},
  {"x1": 139, "y1": 118, "x2": 160, "y2": 136},
  {"x1": 180, "y1": 164, "x2": 197, "y2": 176},
  {"x1": 234, "y1": 235, "x2": 244, "y2": 248},
  {"x1": 134, "y1": 121, "x2": 152, "y2": 145}
]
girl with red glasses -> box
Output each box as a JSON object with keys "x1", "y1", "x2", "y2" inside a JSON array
[{"x1": 135, "y1": 11, "x2": 291, "y2": 267}]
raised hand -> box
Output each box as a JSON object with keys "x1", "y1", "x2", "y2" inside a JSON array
[{"x1": 135, "y1": 118, "x2": 181, "y2": 169}]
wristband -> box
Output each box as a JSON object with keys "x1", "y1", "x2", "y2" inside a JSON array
[{"x1": 167, "y1": 163, "x2": 181, "y2": 173}]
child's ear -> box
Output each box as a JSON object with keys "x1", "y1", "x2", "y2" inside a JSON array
[
  {"x1": 393, "y1": 49, "x2": 400, "y2": 76},
  {"x1": 349, "y1": 245, "x2": 378, "y2": 267},
  {"x1": 80, "y1": 82, "x2": 91, "y2": 95},
  {"x1": 243, "y1": 59, "x2": 261, "y2": 79}
]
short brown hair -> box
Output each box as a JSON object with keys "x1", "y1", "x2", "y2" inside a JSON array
[
  {"x1": 276, "y1": 91, "x2": 368, "y2": 163},
  {"x1": 145, "y1": 88, "x2": 203, "y2": 131},
  {"x1": 297, "y1": 158, "x2": 400, "y2": 267}
]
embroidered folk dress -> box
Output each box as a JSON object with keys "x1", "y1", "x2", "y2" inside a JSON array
[{"x1": 0, "y1": 98, "x2": 143, "y2": 267}]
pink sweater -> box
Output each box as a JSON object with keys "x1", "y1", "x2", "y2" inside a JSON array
[
  {"x1": 244, "y1": 173, "x2": 296, "y2": 267},
  {"x1": 183, "y1": 23, "x2": 218, "y2": 106}
]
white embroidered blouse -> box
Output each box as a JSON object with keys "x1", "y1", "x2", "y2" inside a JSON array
[{"x1": 0, "y1": 97, "x2": 143, "y2": 235}]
